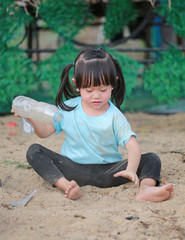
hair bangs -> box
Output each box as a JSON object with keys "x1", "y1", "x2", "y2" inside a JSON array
[{"x1": 75, "y1": 58, "x2": 117, "y2": 89}]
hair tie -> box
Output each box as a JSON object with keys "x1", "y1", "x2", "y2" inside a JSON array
[
  {"x1": 93, "y1": 48, "x2": 104, "y2": 58},
  {"x1": 93, "y1": 48, "x2": 101, "y2": 52}
]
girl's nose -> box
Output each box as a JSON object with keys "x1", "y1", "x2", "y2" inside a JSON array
[{"x1": 92, "y1": 90, "x2": 100, "y2": 98}]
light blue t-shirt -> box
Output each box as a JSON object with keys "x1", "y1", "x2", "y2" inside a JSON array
[{"x1": 53, "y1": 97, "x2": 136, "y2": 164}]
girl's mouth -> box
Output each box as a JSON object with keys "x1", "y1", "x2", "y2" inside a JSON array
[{"x1": 92, "y1": 101, "x2": 101, "y2": 106}]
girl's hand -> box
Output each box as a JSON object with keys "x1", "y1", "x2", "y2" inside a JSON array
[
  {"x1": 11, "y1": 109, "x2": 21, "y2": 118},
  {"x1": 11, "y1": 109, "x2": 55, "y2": 138},
  {"x1": 114, "y1": 169, "x2": 139, "y2": 187}
]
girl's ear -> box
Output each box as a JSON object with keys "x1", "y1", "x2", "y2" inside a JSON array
[
  {"x1": 72, "y1": 78, "x2": 76, "y2": 85},
  {"x1": 72, "y1": 78, "x2": 79, "y2": 91},
  {"x1": 111, "y1": 77, "x2": 118, "y2": 90}
]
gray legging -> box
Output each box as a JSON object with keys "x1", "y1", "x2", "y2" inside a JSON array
[{"x1": 26, "y1": 143, "x2": 161, "y2": 188}]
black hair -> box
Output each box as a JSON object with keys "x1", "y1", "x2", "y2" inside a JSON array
[{"x1": 55, "y1": 48, "x2": 125, "y2": 111}]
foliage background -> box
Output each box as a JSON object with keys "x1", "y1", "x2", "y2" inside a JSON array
[{"x1": 0, "y1": 0, "x2": 184, "y2": 112}]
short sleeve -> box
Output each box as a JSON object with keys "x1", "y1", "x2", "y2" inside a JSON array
[
  {"x1": 117, "y1": 123, "x2": 136, "y2": 148},
  {"x1": 114, "y1": 115, "x2": 136, "y2": 149}
]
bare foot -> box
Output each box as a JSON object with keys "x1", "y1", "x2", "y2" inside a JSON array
[
  {"x1": 64, "y1": 180, "x2": 83, "y2": 200},
  {"x1": 136, "y1": 183, "x2": 174, "y2": 202}
]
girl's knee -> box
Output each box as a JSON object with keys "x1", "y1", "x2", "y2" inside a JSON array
[
  {"x1": 26, "y1": 143, "x2": 42, "y2": 163},
  {"x1": 150, "y1": 152, "x2": 161, "y2": 165},
  {"x1": 141, "y1": 152, "x2": 161, "y2": 167}
]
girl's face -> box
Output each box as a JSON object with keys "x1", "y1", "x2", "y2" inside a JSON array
[{"x1": 79, "y1": 84, "x2": 113, "y2": 116}]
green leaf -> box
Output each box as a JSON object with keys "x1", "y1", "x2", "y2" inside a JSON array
[{"x1": 143, "y1": 47, "x2": 185, "y2": 104}]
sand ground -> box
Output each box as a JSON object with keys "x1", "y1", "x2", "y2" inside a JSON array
[{"x1": 0, "y1": 112, "x2": 185, "y2": 240}]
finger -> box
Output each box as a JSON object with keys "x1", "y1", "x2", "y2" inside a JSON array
[
  {"x1": 135, "y1": 177, "x2": 139, "y2": 187},
  {"x1": 114, "y1": 171, "x2": 128, "y2": 178},
  {"x1": 113, "y1": 172, "x2": 123, "y2": 178},
  {"x1": 12, "y1": 112, "x2": 21, "y2": 118},
  {"x1": 131, "y1": 175, "x2": 136, "y2": 183},
  {"x1": 133, "y1": 176, "x2": 139, "y2": 187}
]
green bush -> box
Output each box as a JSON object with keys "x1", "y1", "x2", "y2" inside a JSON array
[
  {"x1": 156, "y1": 0, "x2": 185, "y2": 38},
  {"x1": 0, "y1": 48, "x2": 35, "y2": 107},
  {"x1": 39, "y1": 0, "x2": 93, "y2": 40},
  {"x1": 104, "y1": 0, "x2": 137, "y2": 39},
  {"x1": 143, "y1": 48, "x2": 185, "y2": 104},
  {"x1": 1, "y1": 0, "x2": 184, "y2": 112},
  {"x1": 36, "y1": 43, "x2": 79, "y2": 99},
  {"x1": 104, "y1": 47, "x2": 143, "y2": 99},
  {"x1": 0, "y1": 0, "x2": 32, "y2": 48}
]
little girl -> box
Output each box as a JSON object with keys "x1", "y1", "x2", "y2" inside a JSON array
[{"x1": 19, "y1": 48, "x2": 173, "y2": 201}]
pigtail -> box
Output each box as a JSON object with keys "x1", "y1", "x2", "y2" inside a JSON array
[
  {"x1": 55, "y1": 63, "x2": 80, "y2": 111},
  {"x1": 111, "y1": 59, "x2": 126, "y2": 110}
]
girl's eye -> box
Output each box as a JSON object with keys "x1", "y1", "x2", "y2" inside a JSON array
[
  {"x1": 100, "y1": 89, "x2": 106, "y2": 92},
  {"x1": 86, "y1": 89, "x2": 92, "y2": 93}
]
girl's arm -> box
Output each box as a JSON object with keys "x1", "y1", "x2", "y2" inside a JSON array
[
  {"x1": 27, "y1": 118, "x2": 56, "y2": 138},
  {"x1": 125, "y1": 136, "x2": 141, "y2": 174},
  {"x1": 114, "y1": 136, "x2": 141, "y2": 187}
]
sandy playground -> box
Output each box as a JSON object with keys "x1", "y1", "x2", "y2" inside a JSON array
[{"x1": 0, "y1": 112, "x2": 185, "y2": 240}]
